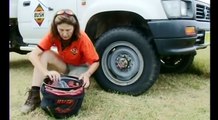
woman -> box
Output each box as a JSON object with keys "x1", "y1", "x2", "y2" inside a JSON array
[{"x1": 21, "y1": 9, "x2": 99, "y2": 114}]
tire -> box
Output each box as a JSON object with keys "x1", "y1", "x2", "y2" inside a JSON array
[
  {"x1": 10, "y1": 25, "x2": 29, "y2": 54},
  {"x1": 160, "y1": 53, "x2": 195, "y2": 73},
  {"x1": 94, "y1": 27, "x2": 160, "y2": 96}
]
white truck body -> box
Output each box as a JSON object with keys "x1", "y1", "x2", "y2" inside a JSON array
[{"x1": 12, "y1": 0, "x2": 168, "y2": 48}]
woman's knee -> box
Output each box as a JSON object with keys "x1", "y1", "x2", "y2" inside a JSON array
[
  {"x1": 40, "y1": 50, "x2": 57, "y2": 63},
  {"x1": 40, "y1": 50, "x2": 67, "y2": 73}
]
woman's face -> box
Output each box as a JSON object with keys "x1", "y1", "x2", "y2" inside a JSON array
[{"x1": 57, "y1": 23, "x2": 74, "y2": 40}]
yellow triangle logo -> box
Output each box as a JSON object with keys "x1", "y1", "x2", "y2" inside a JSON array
[{"x1": 34, "y1": 4, "x2": 45, "y2": 26}]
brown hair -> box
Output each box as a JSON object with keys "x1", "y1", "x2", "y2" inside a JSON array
[{"x1": 50, "y1": 9, "x2": 80, "y2": 41}]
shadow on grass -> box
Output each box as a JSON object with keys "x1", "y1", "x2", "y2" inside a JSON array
[
  {"x1": 160, "y1": 64, "x2": 210, "y2": 78},
  {"x1": 185, "y1": 65, "x2": 210, "y2": 78},
  {"x1": 146, "y1": 63, "x2": 210, "y2": 96},
  {"x1": 10, "y1": 59, "x2": 32, "y2": 69}
]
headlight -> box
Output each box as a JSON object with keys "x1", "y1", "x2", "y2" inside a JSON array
[
  {"x1": 162, "y1": 0, "x2": 193, "y2": 18},
  {"x1": 180, "y1": 1, "x2": 187, "y2": 16}
]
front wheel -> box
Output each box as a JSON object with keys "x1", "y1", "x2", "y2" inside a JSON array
[{"x1": 94, "y1": 27, "x2": 160, "y2": 96}]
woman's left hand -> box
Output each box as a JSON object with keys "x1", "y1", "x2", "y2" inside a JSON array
[{"x1": 79, "y1": 72, "x2": 91, "y2": 88}]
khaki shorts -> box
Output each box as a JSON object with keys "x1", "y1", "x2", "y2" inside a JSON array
[{"x1": 67, "y1": 64, "x2": 88, "y2": 77}]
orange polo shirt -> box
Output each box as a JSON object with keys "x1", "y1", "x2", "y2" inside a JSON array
[{"x1": 38, "y1": 31, "x2": 99, "y2": 66}]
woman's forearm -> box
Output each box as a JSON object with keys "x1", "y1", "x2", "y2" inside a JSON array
[{"x1": 85, "y1": 61, "x2": 100, "y2": 77}]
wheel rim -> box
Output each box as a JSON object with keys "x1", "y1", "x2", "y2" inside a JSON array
[{"x1": 101, "y1": 41, "x2": 144, "y2": 86}]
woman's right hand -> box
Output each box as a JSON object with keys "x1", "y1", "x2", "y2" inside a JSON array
[{"x1": 46, "y1": 70, "x2": 61, "y2": 81}]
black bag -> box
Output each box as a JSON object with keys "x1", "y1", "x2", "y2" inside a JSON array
[{"x1": 40, "y1": 75, "x2": 84, "y2": 119}]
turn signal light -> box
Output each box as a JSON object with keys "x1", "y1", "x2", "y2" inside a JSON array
[{"x1": 185, "y1": 26, "x2": 196, "y2": 36}]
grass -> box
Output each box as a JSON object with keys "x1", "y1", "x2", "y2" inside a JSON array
[{"x1": 10, "y1": 46, "x2": 210, "y2": 120}]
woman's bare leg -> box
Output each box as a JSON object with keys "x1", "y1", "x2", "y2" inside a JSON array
[{"x1": 31, "y1": 50, "x2": 67, "y2": 87}]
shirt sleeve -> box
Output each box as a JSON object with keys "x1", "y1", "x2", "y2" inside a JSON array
[
  {"x1": 80, "y1": 32, "x2": 99, "y2": 65},
  {"x1": 38, "y1": 33, "x2": 54, "y2": 51}
]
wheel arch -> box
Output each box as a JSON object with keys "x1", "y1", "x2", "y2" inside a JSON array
[{"x1": 85, "y1": 11, "x2": 153, "y2": 40}]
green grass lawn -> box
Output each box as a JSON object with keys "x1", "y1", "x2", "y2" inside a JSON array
[
  {"x1": 205, "y1": 31, "x2": 210, "y2": 44},
  {"x1": 10, "y1": 46, "x2": 210, "y2": 120}
]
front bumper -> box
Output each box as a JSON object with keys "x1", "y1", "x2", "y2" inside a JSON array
[{"x1": 148, "y1": 20, "x2": 210, "y2": 55}]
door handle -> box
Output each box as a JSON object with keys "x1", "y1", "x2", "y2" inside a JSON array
[{"x1": 23, "y1": 1, "x2": 31, "y2": 6}]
